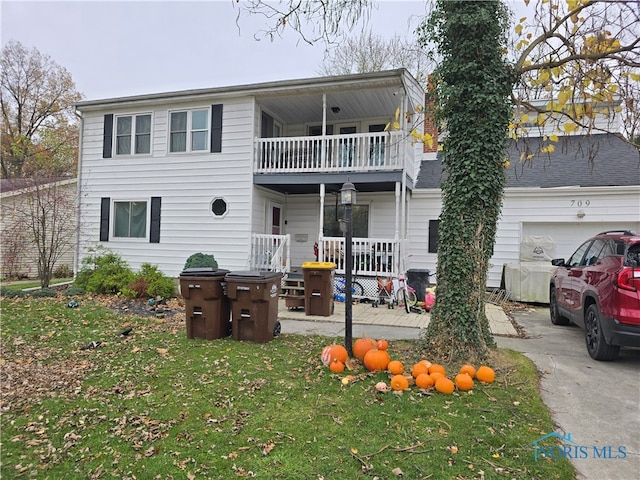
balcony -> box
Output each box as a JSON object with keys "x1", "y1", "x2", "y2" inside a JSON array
[{"x1": 254, "y1": 131, "x2": 411, "y2": 175}]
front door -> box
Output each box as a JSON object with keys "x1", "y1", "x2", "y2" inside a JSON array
[
  {"x1": 270, "y1": 203, "x2": 283, "y2": 235},
  {"x1": 338, "y1": 126, "x2": 357, "y2": 167}
]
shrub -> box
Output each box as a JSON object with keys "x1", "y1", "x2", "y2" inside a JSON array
[
  {"x1": 53, "y1": 264, "x2": 73, "y2": 279},
  {"x1": 183, "y1": 253, "x2": 217, "y2": 270},
  {"x1": 74, "y1": 246, "x2": 135, "y2": 295},
  {"x1": 0, "y1": 286, "x2": 27, "y2": 298},
  {"x1": 30, "y1": 288, "x2": 57, "y2": 298},
  {"x1": 64, "y1": 286, "x2": 85, "y2": 296},
  {"x1": 124, "y1": 263, "x2": 176, "y2": 299}
]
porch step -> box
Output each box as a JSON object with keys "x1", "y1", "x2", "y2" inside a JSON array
[{"x1": 281, "y1": 277, "x2": 305, "y2": 309}]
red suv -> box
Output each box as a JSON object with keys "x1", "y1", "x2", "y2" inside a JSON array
[{"x1": 549, "y1": 230, "x2": 640, "y2": 361}]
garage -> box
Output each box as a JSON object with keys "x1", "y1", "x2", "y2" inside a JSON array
[{"x1": 522, "y1": 222, "x2": 640, "y2": 260}]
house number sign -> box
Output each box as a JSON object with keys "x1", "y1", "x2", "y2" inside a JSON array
[{"x1": 570, "y1": 200, "x2": 591, "y2": 207}]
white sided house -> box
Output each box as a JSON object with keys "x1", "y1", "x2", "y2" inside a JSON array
[
  {"x1": 74, "y1": 69, "x2": 428, "y2": 295},
  {"x1": 409, "y1": 133, "x2": 640, "y2": 301}
]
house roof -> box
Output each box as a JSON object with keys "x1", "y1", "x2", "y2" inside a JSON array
[
  {"x1": 74, "y1": 69, "x2": 425, "y2": 126},
  {"x1": 0, "y1": 177, "x2": 76, "y2": 198},
  {"x1": 415, "y1": 134, "x2": 640, "y2": 189}
]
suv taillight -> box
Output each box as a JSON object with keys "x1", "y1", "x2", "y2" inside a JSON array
[{"x1": 615, "y1": 267, "x2": 639, "y2": 292}]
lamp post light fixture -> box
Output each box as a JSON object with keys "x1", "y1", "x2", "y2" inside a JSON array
[{"x1": 340, "y1": 180, "x2": 357, "y2": 356}]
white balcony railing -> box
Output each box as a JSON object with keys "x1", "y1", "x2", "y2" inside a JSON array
[
  {"x1": 255, "y1": 131, "x2": 410, "y2": 174},
  {"x1": 320, "y1": 237, "x2": 399, "y2": 278},
  {"x1": 250, "y1": 234, "x2": 290, "y2": 273}
]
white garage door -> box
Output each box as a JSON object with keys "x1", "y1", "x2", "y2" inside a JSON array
[{"x1": 523, "y1": 222, "x2": 640, "y2": 260}]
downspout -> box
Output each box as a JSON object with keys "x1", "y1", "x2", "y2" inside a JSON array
[
  {"x1": 73, "y1": 108, "x2": 83, "y2": 280},
  {"x1": 400, "y1": 91, "x2": 408, "y2": 274}
]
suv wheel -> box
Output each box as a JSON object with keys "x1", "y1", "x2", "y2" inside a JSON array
[
  {"x1": 584, "y1": 304, "x2": 619, "y2": 361},
  {"x1": 550, "y1": 287, "x2": 570, "y2": 325}
]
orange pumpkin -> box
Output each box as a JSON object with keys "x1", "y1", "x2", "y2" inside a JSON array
[
  {"x1": 418, "y1": 359, "x2": 433, "y2": 370},
  {"x1": 390, "y1": 374, "x2": 409, "y2": 391},
  {"x1": 353, "y1": 336, "x2": 377, "y2": 361},
  {"x1": 321, "y1": 344, "x2": 349, "y2": 365},
  {"x1": 429, "y1": 371, "x2": 445, "y2": 384},
  {"x1": 428, "y1": 363, "x2": 446, "y2": 376},
  {"x1": 459, "y1": 364, "x2": 476, "y2": 379},
  {"x1": 363, "y1": 349, "x2": 391, "y2": 372},
  {"x1": 411, "y1": 362, "x2": 429, "y2": 378},
  {"x1": 376, "y1": 338, "x2": 389, "y2": 351},
  {"x1": 435, "y1": 376, "x2": 455, "y2": 395},
  {"x1": 387, "y1": 360, "x2": 404, "y2": 375},
  {"x1": 455, "y1": 373, "x2": 474, "y2": 391},
  {"x1": 329, "y1": 359, "x2": 345, "y2": 373},
  {"x1": 476, "y1": 366, "x2": 495, "y2": 384},
  {"x1": 415, "y1": 373, "x2": 435, "y2": 389}
]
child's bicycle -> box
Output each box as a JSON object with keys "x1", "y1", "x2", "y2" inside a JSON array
[
  {"x1": 372, "y1": 274, "x2": 420, "y2": 313},
  {"x1": 334, "y1": 276, "x2": 364, "y2": 302}
]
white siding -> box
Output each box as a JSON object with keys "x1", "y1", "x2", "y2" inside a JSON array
[
  {"x1": 78, "y1": 97, "x2": 257, "y2": 277},
  {"x1": 409, "y1": 186, "x2": 640, "y2": 289}
]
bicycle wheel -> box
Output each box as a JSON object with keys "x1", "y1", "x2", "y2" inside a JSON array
[
  {"x1": 352, "y1": 282, "x2": 364, "y2": 298},
  {"x1": 405, "y1": 288, "x2": 418, "y2": 307},
  {"x1": 398, "y1": 287, "x2": 411, "y2": 313}
]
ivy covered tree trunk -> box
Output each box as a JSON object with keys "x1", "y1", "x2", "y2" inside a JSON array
[{"x1": 419, "y1": 1, "x2": 515, "y2": 361}]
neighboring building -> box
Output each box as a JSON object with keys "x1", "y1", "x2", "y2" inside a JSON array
[
  {"x1": 74, "y1": 69, "x2": 427, "y2": 296},
  {"x1": 0, "y1": 177, "x2": 77, "y2": 279}
]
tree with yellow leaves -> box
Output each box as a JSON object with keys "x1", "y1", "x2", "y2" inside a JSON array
[{"x1": 511, "y1": 0, "x2": 640, "y2": 152}]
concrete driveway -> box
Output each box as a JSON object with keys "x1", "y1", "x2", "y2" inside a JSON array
[{"x1": 497, "y1": 307, "x2": 640, "y2": 480}]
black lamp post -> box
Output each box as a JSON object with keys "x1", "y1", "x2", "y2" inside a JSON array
[{"x1": 340, "y1": 180, "x2": 357, "y2": 356}]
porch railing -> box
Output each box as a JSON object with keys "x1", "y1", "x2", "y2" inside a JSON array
[
  {"x1": 254, "y1": 131, "x2": 409, "y2": 174},
  {"x1": 250, "y1": 234, "x2": 291, "y2": 273},
  {"x1": 321, "y1": 237, "x2": 399, "y2": 278}
]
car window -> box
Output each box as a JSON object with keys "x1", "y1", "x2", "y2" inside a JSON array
[
  {"x1": 568, "y1": 241, "x2": 592, "y2": 267},
  {"x1": 585, "y1": 239, "x2": 612, "y2": 266},
  {"x1": 626, "y1": 244, "x2": 640, "y2": 267}
]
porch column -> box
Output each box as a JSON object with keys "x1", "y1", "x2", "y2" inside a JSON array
[
  {"x1": 395, "y1": 181, "x2": 401, "y2": 274},
  {"x1": 319, "y1": 183, "x2": 325, "y2": 260},
  {"x1": 321, "y1": 94, "x2": 327, "y2": 169}
]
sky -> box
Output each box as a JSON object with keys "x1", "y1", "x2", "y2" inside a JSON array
[{"x1": 1, "y1": 0, "x2": 432, "y2": 101}]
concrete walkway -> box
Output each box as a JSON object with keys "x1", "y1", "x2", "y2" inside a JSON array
[{"x1": 277, "y1": 299, "x2": 518, "y2": 340}]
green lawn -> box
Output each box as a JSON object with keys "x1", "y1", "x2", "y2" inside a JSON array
[{"x1": 0, "y1": 296, "x2": 575, "y2": 479}]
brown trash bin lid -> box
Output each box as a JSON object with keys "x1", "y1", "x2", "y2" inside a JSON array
[
  {"x1": 225, "y1": 271, "x2": 282, "y2": 280},
  {"x1": 180, "y1": 267, "x2": 230, "y2": 276}
]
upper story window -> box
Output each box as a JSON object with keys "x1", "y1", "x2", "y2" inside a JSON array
[
  {"x1": 116, "y1": 114, "x2": 151, "y2": 155},
  {"x1": 170, "y1": 109, "x2": 209, "y2": 153}
]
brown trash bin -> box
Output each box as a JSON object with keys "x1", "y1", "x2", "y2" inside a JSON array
[
  {"x1": 302, "y1": 262, "x2": 336, "y2": 317},
  {"x1": 179, "y1": 268, "x2": 230, "y2": 340},
  {"x1": 225, "y1": 271, "x2": 282, "y2": 343}
]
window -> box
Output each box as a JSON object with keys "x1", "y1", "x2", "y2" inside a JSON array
[
  {"x1": 211, "y1": 198, "x2": 228, "y2": 217},
  {"x1": 323, "y1": 204, "x2": 369, "y2": 237},
  {"x1": 568, "y1": 241, "x2": 592, "y2": 267},
  {"x1": 115, "y1": 114, "x2": 151, "y2": 155},
  {"x1": 114, "y1": 201, "x2": 147, "y2": 238},
  {"x1": 428, "y1": 220, "x2": 439, "y2": 253},
  {"x1": 170, "y1": 109, "x2": 209, "y2": 152}
]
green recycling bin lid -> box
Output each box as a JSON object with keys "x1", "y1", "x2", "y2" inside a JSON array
[{"x1": 302, "y1": 262, "x2": 336, "y2": 269}]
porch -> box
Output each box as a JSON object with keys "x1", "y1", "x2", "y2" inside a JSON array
[
  {"x1": 250, "y1": 234, "x2": 401, "y2": 278},
  {"x1": 254, "y1": 131, "x2": 410, "y2": 175}
]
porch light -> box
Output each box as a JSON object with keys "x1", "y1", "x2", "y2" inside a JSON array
[
  {"x1": 341, "y1": 180, "x2": 357, "y2": 356},
  {"x1": 340, "y1": 180, "x2": 356, "y2": 205}
]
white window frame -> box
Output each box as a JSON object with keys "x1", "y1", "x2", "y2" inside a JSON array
[
  {"x1": 115, "y1": 113, "x2": 152, "y2": 156},
  {"x1": 112, "y1": 199, "x2": 149, "y2": 240},
  {"x1": 168, "y1": 108, "x2": 210, "y2": 153}
]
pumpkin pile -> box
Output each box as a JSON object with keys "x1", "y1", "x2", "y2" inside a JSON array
[{"x1": 320, "y1": 336, "x2": 496, "y2": 396}]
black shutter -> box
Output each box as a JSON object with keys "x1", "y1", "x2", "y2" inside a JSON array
[
  {"x1": 100, "y1": 197, "x2": 110, "y2": 241},
  {"x1": 428, "y1": 219, "x2": 439, "y2": 253},
  {"x1": 150, "y1": 197, "x2": 161, "y2": 243},
  {"x1": 211, "y1": 104, "x2": 223, "y2": 153},
  {"x1": 103, "y1": 114, "x2": 113, "y2": 158}
]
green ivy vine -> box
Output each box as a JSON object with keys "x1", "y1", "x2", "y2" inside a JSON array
[{"x1": 418, "y1": 1, "x2": 516, "y2": 361}]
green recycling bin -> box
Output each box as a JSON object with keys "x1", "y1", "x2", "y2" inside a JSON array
[
  {"x1": 225, "y1": 271, "x2": 283, "y2": 343},
  {"x1": 179, "y1": 267, "x2": 230, "y2": 340}
]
